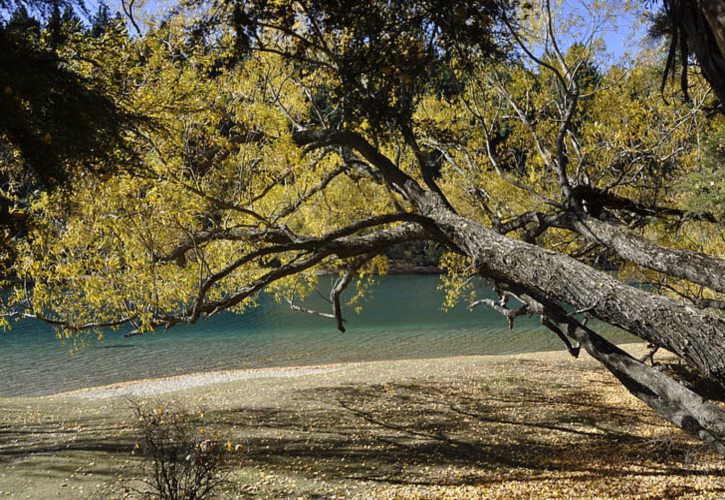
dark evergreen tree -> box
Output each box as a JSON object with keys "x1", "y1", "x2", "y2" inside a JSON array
[{"x1": 89, "y1": 1, "x2": 111, "y2": 37}]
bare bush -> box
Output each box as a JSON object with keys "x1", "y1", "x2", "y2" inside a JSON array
[{"x1": 131, "y1": 402, "x2": 232, "y2": 499}]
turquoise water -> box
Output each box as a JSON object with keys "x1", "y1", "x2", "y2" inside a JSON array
[{"x1": 0, "y1": 275, "x2": 635, "y2": 397}]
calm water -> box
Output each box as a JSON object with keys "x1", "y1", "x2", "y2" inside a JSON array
[{"x1": 0, "y1": 275, "x2": 635, "y2": 397}]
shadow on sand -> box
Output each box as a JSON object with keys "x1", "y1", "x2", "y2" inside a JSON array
[{"x1": 1, "y1": 361, "x2": 723, "y2": 497}]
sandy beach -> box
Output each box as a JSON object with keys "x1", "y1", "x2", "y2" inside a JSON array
[{"x1": 1, "y1": 344, "x2": 724, "y2": 498}]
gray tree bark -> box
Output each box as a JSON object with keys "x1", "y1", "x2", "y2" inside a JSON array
[
  {"x1": 557, "y1": 214, "x2": 725, "y2": 294},
  {"x1": 426, "y1": 205, "x2": 725, "y2": 385},
  {"x1": 512, "y1": 291, "x2": 725, "y2": 454}
]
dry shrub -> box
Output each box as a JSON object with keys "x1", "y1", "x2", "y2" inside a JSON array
[{"x1": 131, "y1": 402, "x2": 233, "y2": 500}]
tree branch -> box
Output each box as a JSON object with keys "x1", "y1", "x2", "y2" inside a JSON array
[
  {"x1": 539, "y1": 296, "x2": 725, "y2": 454},
  {"x1": 558, "y1": 213, "x2": 725, "y2": 293},
  {"x1": 292, "y1": 129, "x2": 428, "y2": 204},
  {"x1": 190, "y1": 221, "x2": 433, "y2": 321}
]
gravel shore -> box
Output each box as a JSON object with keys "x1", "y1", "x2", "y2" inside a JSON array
[{"x1": 56, "y1": 364, "x2": 348, "y2": 399}]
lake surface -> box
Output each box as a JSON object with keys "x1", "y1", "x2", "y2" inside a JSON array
[{"x1": 0, "y1": 274, "x2": 636, "y2": 397}]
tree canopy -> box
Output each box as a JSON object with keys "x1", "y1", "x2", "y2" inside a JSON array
[{"x1": 1, "y1": 0, "x2": 724, "y2": 452}]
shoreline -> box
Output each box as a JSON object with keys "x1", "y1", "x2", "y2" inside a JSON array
[
  {"x1": 47, "y1": 344, "x2": 650, "y2": 400},
  {"x1": 53, "y1": 363, "x2": 351, "y2": 399},
  {"x1": 0, "y1": 345, "x2": 603, "y2": 400}
]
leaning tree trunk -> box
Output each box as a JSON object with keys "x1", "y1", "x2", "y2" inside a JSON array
[
  {"x1": 428, "y1": 203, "x2": 725, "y2": 451},
  {"x1": 516, "y1": 293, "x2": 725, "y2": 454},
  {"x1": 423, "y1": 201, "x2": 725, "y2": 384},
  {"x1": 574, "y1": 324, "x2": 725, "y2": 454}
]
